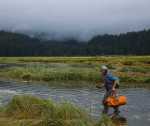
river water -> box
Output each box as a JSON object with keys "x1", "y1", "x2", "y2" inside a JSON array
[{"x1": 0, "y1": 80, "x2": 150, "y2": 126}]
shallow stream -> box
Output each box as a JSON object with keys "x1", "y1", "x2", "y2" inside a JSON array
[{"x1": 0, "y1": 81, "x2": 149, "y2": 126}]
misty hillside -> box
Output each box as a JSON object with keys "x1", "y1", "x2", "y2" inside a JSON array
[{"x1": 0, "y1": 30, "x2": 150, "y2": 56}]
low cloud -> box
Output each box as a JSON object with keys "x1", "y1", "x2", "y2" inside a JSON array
[{"x1": 0, "y1": 0, "x2": 150, "y2": 40}]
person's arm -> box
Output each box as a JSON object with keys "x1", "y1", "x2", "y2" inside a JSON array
[
  {"x1": 112, "y1": 80, "x2": 117, "y2": 91},
  {"x1": 111, "y1": 79, "x2": 119, "y2": 96}
]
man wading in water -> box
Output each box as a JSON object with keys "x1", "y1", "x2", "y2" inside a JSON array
[{"x1": 100, "y1": 65, "x2": 120, "y2": 115}]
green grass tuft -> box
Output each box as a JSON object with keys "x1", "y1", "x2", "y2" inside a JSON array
[
  {"x1": 0, "y1": 95, "x2": 95, "y2": 126},
  {"x1": 0, "y1": 95, "x2": 119, "y2": 126}
]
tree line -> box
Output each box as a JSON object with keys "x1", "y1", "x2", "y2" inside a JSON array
[{"x1": 0, "y1": 29, "x2": 150, "y2": 56}]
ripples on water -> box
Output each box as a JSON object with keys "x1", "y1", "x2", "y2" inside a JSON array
[{"x1": 0, "y1": 80, "x2": 150, "y2": 126}]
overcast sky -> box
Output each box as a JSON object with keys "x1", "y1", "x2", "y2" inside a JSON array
[{"x1": 0, "y1": 0, "x2": 150, "y2": 40}]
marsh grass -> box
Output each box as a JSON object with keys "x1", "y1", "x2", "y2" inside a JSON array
[
  {"x1": 0, "y1": 63, "x2": 100, "y2": 82},
  {"x1": 0, "y1": 95, "x2": 99, "y2": 126},
  {"x1": 0, "y1": 56, "x2": 150, "y2": 85},
  {"x1": 120, "y1": 66, "x2": 150, "y2": 73},
  {"x1": 96, "y1": 114, "x2": 115, "y2": 126},
  {"x1": 5, "y1": 95, "x2": 90, "y2": 120},
  {"x1": 0, "y1": 56, "x2": 150, "y2": 64}
]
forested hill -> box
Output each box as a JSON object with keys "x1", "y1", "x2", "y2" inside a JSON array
[{"x1": 0, "y1": 29, "x2": 150, "y2": 56}]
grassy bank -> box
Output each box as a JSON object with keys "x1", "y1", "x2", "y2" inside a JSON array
[
  {"x1": 0, "y1": 56, "x2": 150, "y2": 64},
  {"x1": 0, "y1": 95, "x2": 115, "y2": 126},
  {"x1": 0, "y1": 56, "x2": 150, "y2": 86}
]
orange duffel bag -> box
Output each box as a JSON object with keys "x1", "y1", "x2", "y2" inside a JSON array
[
  {"x1": 106, "y1": 96, "x2": 127, "y2": 107},
  {"x1": 118, "y1": 96, "x2": 127, "y2": 106}
]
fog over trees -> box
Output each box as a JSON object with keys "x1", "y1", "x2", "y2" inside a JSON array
[{"x1": 0, "y1": 29, "x2": 150, "y2": 56}]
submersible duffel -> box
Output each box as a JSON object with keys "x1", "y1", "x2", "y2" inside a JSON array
[{"x1": 106, "y1": 96, "x2": 127, "y2": 107}]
